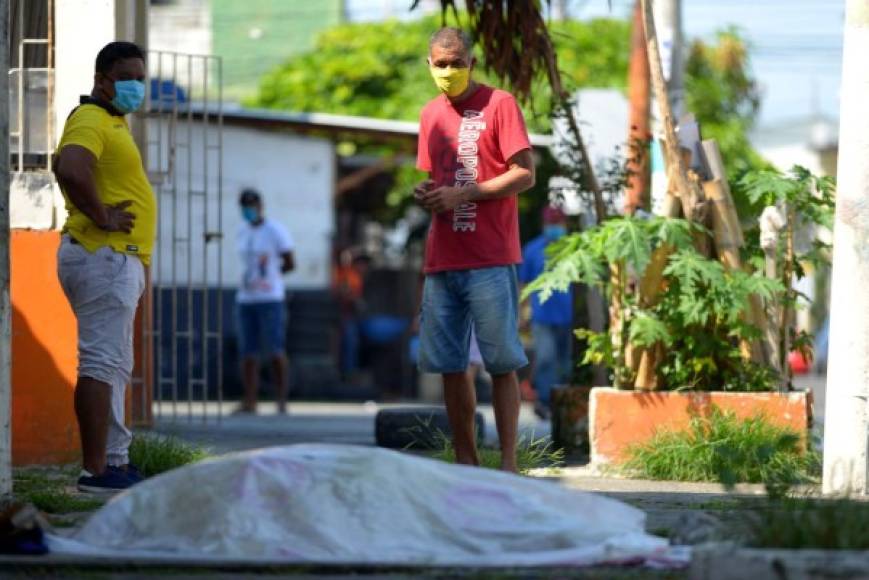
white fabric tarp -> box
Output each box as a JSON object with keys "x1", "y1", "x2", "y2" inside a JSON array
[{"x1": 48, "y1": 444, "x2": 678, "y2": 567}]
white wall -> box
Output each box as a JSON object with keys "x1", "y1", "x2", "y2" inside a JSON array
[
  {"x1": 149, "y1": 119, "x2": 335, "y2": 290},
  {"x1": 9, "y1": 0, "x2": 115, "y2": 231},
  {"x1": 756, "y1": 144, "x2": 825, "y2": 177},
  {"x1": 149, "y1": 0, "x2": 210, "y2": 56},
  {"x1": 54, "y1": 0, "x2": 115, "y2": 146}
]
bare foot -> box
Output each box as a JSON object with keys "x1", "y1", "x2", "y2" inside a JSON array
[
  {"x1": 455, "y1": 452, "x2": 481, "y2": 467},
  {"x1": 500, "y1": 456, "x2": 519, "y2": 473}
]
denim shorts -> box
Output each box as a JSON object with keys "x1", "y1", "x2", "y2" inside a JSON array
[
  {"x1": 237, "y1": 301, "x2": 287, "y2": 357},
  {"x1": 419, "y1": 266, "x2": 528, "y2": 375}
]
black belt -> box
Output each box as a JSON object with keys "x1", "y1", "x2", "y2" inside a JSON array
[{"x1": 68, "y1": 236, "x2": 80, "y2": 245}]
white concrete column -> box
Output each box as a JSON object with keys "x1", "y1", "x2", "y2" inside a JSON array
[{"x1": 822, "y1": 0, "x2": 869, "y2": 496}]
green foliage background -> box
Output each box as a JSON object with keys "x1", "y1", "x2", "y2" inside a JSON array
[
  {"x1": 249, "y1": 14, "x2": 768, "y2": 226},
  {"x1": 250, "y1": 14, "x2": 630, "y2": 134}
]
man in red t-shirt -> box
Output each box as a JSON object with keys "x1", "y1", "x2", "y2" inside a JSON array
[{"x1": 414, "y1": 27, "x2": 536, "y2": 473}]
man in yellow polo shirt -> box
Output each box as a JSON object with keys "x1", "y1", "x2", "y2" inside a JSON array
[{"x1": 53, "y1": 41, "x2": 155, "y2": 494}]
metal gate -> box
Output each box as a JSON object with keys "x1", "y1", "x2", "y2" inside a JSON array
[{"x1": 131, "y1": 51, "x2": 224, "y2": 424}]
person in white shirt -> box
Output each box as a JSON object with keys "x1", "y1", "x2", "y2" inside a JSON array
[{"x1": 236, "y1": 189, "x2": 294, "y2": 413}]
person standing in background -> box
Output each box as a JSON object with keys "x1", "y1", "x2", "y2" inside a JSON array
[
  {"x1": 333, "y1": 248, "x2": 371, "y2": 380},
  {"x1": 518, "y1": 206, "x2": 574, "y2": 420},
  {"x1": 236, "y1": 189, "x2": 295, "y2": 414}
]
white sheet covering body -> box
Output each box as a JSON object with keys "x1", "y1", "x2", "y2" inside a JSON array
[{"x1": 49, "y1": 445, "x2": 672, "y2": 567}]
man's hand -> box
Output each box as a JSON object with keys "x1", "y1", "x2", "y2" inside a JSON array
[
  {"x1": 418, "y1": 185, "x2": 472, "y2": 213},
  {"x1": 98, "y1": 201, "x2": 136, "y2": 233},
  {"x1": 413, "y1": 179, "x2": 435, "y2": 204}
]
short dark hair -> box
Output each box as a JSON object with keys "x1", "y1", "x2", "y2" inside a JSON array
[
  {"x1": 239, "y1": 188, "x2": 261, "y2": 205},
  {"x1": 429, "y1": 27, "x2": 473, "y2": 57},
  {"x1": 95, "y1": 41, "x2": 145, "y2": 75}
]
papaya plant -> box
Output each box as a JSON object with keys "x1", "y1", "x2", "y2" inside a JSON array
[
  {"x1": 523, "y1": 216, "x2": 783, "y2": 391},
  {"x1": 740, "y1": 166, "x2": 835, "y2": 384}
]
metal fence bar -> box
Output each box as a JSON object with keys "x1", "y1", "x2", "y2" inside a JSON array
[
  {"x1": 169, "y1": 52, "x2": 180, "y2": 422},
  {"x1": 16, "y1": 1, "x2": 24, "y2": 173},
  {"x1": 200, "y1": 55, "x2": 209, "y2": 423},
  {"x1": 215, "y1": 55, "x2": 224, "y2": 423},
  {"x1": 185, "y1": 55, "x2": 194, "y2": 422}
]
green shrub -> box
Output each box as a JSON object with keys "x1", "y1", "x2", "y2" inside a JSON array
[
  {"x1": 623, "y1": 408, "x2": 819, "y2": 497},
  {"x1": 14, "y1": 468, "x2": 103, "y2": 514},
  {"x1": 749, "y1": 496, "x2": 869, "y2": 550},
  {"x1": 129, "y1": 434, "x2": 210, "y2": 477}
]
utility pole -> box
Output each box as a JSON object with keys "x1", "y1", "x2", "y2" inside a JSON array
[
  {"x1": 648, "y1": 0, "x2": 684, "y2": 215},
  {"x1": 822, "y1": 0, "x2": 869, "y2": 497},
  {"x1": 626, "y1": 0, "x2": 650, "y2": 214},
  {"x1": 652, "y1": 0, "x2": 684, "y2": 121},
  {"x1": 0, "y1": 0, "x2": 12, "y2": 497}
]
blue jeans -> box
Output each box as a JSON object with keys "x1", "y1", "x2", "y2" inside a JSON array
[
  {"x1": 237, "y1": 301, "x2": 287, "y2": 357},
  {"x1": 419, "y1": 266, "x2": 528, "y2": 375},
  {"x1": 531, "y1": 323, "x2": 573, "y2": 405},
  {"x1": 340, "y1": 319, "x2": 360, "y2": 374}
]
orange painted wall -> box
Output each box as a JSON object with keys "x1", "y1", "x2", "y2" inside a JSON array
[
  {"x1": 11, "y1": 229, "x2": 81, "y2": 466},
  {"x1": 590, "y1": 387, "x2": 814, "y2": 465}
]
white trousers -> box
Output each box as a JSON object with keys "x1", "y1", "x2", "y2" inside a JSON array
[{"x1": 57, "y1": 237, "x2": 145, "y2": 466}]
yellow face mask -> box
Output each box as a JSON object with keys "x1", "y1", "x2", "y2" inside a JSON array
[{"x1": 429, "y1": 66, "x2": 470, "y2": 98}]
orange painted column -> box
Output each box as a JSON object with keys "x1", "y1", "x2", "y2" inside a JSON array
[{"x1": 10, "y1": 230, "x2": 81, "y2": 466}]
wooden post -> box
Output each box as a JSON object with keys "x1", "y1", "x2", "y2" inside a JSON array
[
  {"x1": 626, "y1": 0, "x2": 651, "y2": 214},
  {"x1": 702, "y1": 140, "x2": 768, "y2": 365},
  {"x1": 632, "y1": 245, "x2": 670, "y2": 390},
  {"x1": 609, "y1": 262, "x2": 628, "y2": 389},
  {"x1": 640, "y1": 0, "x2": 705, "y2": 222},
  {"x1": 780, "y1": 203, "x2": 796, "y2": 389}
]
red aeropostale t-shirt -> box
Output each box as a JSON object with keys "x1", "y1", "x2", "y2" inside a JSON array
[{"x1": 416, "y1": 85, "x2": 532, "y2": 274}]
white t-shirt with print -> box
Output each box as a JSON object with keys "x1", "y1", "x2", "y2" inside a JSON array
[{"x1": 236, "y1": 218, "x2": 294, "y2": 304}]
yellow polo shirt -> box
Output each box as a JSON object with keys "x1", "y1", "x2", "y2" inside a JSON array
[{"x1": 57, "y1": 103, "x2": 156, "y2": 265}]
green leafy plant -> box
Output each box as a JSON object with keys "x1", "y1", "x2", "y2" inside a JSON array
[
  {"x1": 748, "y1": 496, "x2": 869, "y2": 549},
  {"x1": 525, "y1": 216, "x2": 782, "y2": 391},
  {"x1": 623, "y1": 408, "x2": 819, "y2": 498},
  {"x1": 429, "y1": 433, "x2": 565, "y2": 474},
  {"x1": 741, "y1": 166, "x2": 836, "y2": 385},
  {"x1": 129, "y1": 434, "x2": 210, "y2": 477}
]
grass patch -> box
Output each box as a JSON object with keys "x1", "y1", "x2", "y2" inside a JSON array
[
  {"x1": 22, "y1": 488, "x2": 103, "y2": 514},
  {"x1": 13, "y1": 467, "x2": 103, "y2": 514},
  {"x1": 749, "y1": 496, "x2": 869, "y2": 549},
  {"x1": 623, "y1": 408, "x2": 819, "y2": 496},
  {"x1": 129, "y1": 434, "x2": 210, "y2": 477},
  {"x1": 430, "y1": 435, "x2": 565, "y2": 474}
]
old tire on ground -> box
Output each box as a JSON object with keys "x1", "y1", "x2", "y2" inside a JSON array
[{"x1": 375, "y1": 407, "x2": 485, "y2": 450}]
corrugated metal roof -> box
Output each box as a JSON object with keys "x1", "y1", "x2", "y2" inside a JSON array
[{"x1": 212, "y1": 104, "x2": 554, "y2": 148}]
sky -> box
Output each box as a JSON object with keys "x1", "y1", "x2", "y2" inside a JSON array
[{"x1": 346, "y1": 0, "x2": 846, "y2": 129}]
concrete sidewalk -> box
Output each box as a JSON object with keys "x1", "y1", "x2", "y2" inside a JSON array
[{"x1": 148, "y1": 401, "x2": 552, "y2": 454}]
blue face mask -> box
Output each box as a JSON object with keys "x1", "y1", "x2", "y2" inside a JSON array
[
  {"x1": 110, "y1": 79, "x2": 146, "y2": 114},
  {"x1": 241, "y1": 206, "x2": 259, "y2": 224},
  {"x1": 544, "y1": 224, "x2": 567, "y2": 240}
]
